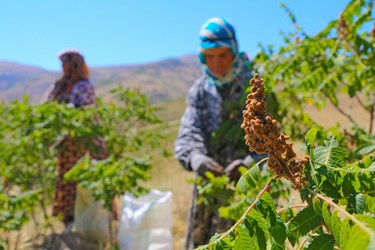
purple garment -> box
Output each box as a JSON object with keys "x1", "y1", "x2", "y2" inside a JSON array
[{"x1": 45, "y1": 80, "x2": 96, "y2": 107}]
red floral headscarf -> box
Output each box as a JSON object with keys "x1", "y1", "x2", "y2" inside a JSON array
[{"x1": 49, "y1": 49, "x2": 89, "y2": 101}]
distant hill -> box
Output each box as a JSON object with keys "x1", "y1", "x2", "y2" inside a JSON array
[{"x1": 0, "y1": 54, "x2": 201, "y2": 104}]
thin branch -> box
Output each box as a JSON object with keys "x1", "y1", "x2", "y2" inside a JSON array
[
  {"x1": 323, "y1": 92, "x2": 358, "y2": 125},
  {"x1": 369, "y1": 100, "x2": 374, "y2": 134},
  {"x1": 314, "y1": 161, "x2": 375, "y2": 173},
  {"x1": 296, "y1": 236, "x2": 309, "y2": 250},
  {"x1": 310, "y1": 190, "x2": 375, "y2": 238},
  {"x1": 195, "y1": 178, "x2": 276, "y2": 249},
  {"x1": 355, "y1": 94, "x2": 368, "y2": 111},
  {"x1": 277, "y1": 204, "x2": 307, "y2": 214},
  {"x1": 14, "y1": 232, "x2": 21, "y2": 250},
  {"x1": 355, "y1": 93, "x2": 375, "y2": 134}
]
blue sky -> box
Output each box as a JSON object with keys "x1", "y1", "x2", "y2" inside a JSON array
[{"x1": 1, "y1": 0, "x2": 350, "y2": 71}]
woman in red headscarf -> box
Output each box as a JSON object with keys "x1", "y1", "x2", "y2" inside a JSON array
[{"x1": 46, "y1": 49, "x2": 107, "y2": 228}]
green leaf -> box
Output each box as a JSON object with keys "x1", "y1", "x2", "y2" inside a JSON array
[
  {"x1": 300, "y1": 188, "x2": 309, "y2": 202},
  {"x1": 357, "y1": 144, "x2": 375, "y2": 155},
  {"x1": 314, "y1": 137, "x2": 348, "y2": 168},
  {"x1": 269, "y1": 216, "x2": 287, "y2": 246},
  {"x1": 214, "y1": 239, "x2": 232, "y2": 250},
  {"x1": 312, "y1": 196, "x2": 323, "y2": 216},
  {"x1": 347, "y1": 193, "x2": 365, "y2": 214},
  {"x1": 348, "y1": 85, "x2": 356, "y2": 97},
  {"x1": 234, "y1": 225, "x2": 260, "y2": 249},
  {"x1": 344, "y1": 225, "x2": 372, "y2": 250},
  {"x1": 257, "y1": 192, "x2": 277, "y2": 225},
  {"x1": 316, "y1": 167, "x2": 334, "y2": 182},
  {"x1": 248, "y1": 210, "x2": 269, "y2": 250},
  {"x1": 288, "y1": 206, "x2": 322, "y2": 237},
  {"x1": 236, "y1": 165, "x2": 262, "y2": 195},
  {"x1": 305, "y1": 234, "x2": 335, "y2": 250},
  {"x1": 330, "y1": 210, "x2": 344, "y2": 247},
  {"x1": 244, "y1": 217, "x2": 255, "y2": 236},
  {"x1": 321, "y1": 181, "x2": 342, "y2": 199},
  {"x1": 365, "y1": 195, "x2": 375, "y2": 213},
  {"x1": 305, "y1": 128, "x2": 319, "y2": 161},
  {"x1": 342, "y1": 173, "x2": 358, "y2": 197}
]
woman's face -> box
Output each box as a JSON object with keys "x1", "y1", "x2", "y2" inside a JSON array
[{"x1": 204, "y1": 47, "x2": 234, "y2": 77}]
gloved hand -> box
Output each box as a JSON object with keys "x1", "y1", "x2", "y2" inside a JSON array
[
  {"x1": 190, "y1": 153, "x2": 223, "y2": 177},
  {"x1": 224, "y1": 159, "x2": 245, "y2": 182},
  {"x1": 197, "y1": 159, "x2": 224, "y2": 177}
]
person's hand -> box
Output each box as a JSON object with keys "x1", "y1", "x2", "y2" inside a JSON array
[
  {"x1": 197, "y1": 159, "x2": 224, "y2": 177},
  {"x1": 224, "y1": 159, "x2": 244, "y2": 182}
]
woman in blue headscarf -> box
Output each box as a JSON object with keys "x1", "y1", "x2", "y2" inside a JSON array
[{"x1": 175, "y1": 17, "x2": 265, "y2": 248}]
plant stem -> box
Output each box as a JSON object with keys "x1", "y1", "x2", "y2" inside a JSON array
[
  {"x1": 108, "y1": 211, "x2": 113, "y2": 248},
  {"x1": 323, "y1": 92, "x2": 358, "y2": 125},
  {"x1": 30, "y1": 211, "x2": 40, "y2": 236},
  {"x1": 195, "y1": 178, "x2": 276, "y2": 250},
  {"x1": 39, "y1": 198, "x2": 55, "y2": 233},
  {"x1": 369, "y1": 100, "x2": 374, "y2": 134},
  {"x1": 308, "y1": 158, "x2": 320, "y2": 191},
  {"x1": 14, "y1": 232, "x2": 21, "y2": 250},
  {"x1": 296, "y1": 236, "x2": 308, "y2": 250},
  {"x1": 310, "y1": 190, "x2": 375, "y2": 238},
  {"x1": 277, "y1": 204, "x2": 307, "y2": 214},
  {"x1": 356, "y1": 93, "x2": 375, "y2": 134},
  {"x1": 316, "y1": 162, "x2": 375, "y2": 173}
]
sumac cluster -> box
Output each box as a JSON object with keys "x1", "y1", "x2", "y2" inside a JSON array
[{"x1": 241, "y1": 74, "x2": 308, "y2": 189}]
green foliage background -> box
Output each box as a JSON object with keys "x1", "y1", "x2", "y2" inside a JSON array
[{"x1": 0, "y1": 87, "x2": 164, "y2": 248}]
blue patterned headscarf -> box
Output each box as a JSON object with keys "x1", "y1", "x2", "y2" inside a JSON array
[{"x1": 199, "y1": 17, "x2": 245, "y2": 88}]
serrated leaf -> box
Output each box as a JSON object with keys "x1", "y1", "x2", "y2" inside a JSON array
[
  {"x1": 259, "y1": 191, "x2": 277, "y2": 212},
  {"x1": 256, "y1": 192, "x2": 277, "y2": 226},
  {"x1": 321, "y1": 181, "x2": 342, "y2": 199},
  {"x1": 314, "y1": 137, "x2": 348, "y2": 168},
  {"x1": 234, "y1": 225, "x2": 260, "y2": 249},
  {"x1": 247, "y1": 210, "x2": 269, "y2": 250},
  {"x1": 288, "y1": 206, "x2": 322, "y2": 237},
  {"x1": 364, "y1": 195, "x2": 375, "y2": 213},
  {"x1": 347, "y1": 193, "x2": 365, "y2": 214},
  {"x1": 245, "y1": 173, "x2": 256, "y2": 188},
  {"x1": 255, "y1": 224, "x2": 267, "y2": 250},
  {"x1": 305, "y1": 234, "x2": 335, "y2": 250},
  {"x1": 269, "y1": 216, "x2": 287, "y2": 246},
  {"x1": 342, "y1": 173, "x2": 358, "y2": 197},
  {"x1": 236, "y1": 166, "x2": 262, "y2": 195},
  {"x1": 343, "y1": 225, "x2": 371, "y2": 250},
  {"x1": 316, "y1": 167, "x2": 334, "y2": 181},
  {"x1": 244, "y1": 217, "x2": 255, "y2": 236},
  {"x1": 270, "y1": 241, "x2": 284, "y2": 250},
  {"x1": 350, "y1": 214, "x2": 375, "y2": 250},
  {"x1": 331, "y1": 210, "x2": 343, "y2": 246},
  {"x1": 214, "y1": 239, "x2": 232, "y2": 250}
]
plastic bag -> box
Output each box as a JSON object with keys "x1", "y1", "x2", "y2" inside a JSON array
[
  {"x1": 74, "y1": 187, "x2": 111, "y2": 243},
  {"x1": 118, "y1": 189, "x2": 173, "y2": 250}
]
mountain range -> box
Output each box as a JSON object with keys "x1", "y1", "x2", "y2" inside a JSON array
[{"x1": 0, "y1": 55, "x2": 201, "y2": 104}]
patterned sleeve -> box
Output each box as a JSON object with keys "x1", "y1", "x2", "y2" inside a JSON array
[
  {"x1": 174, "y1": 83, "x2": 210, "y2": 171},
  {"x1": 70, "y1": 80, "x2": 96, "y2": 107}
]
